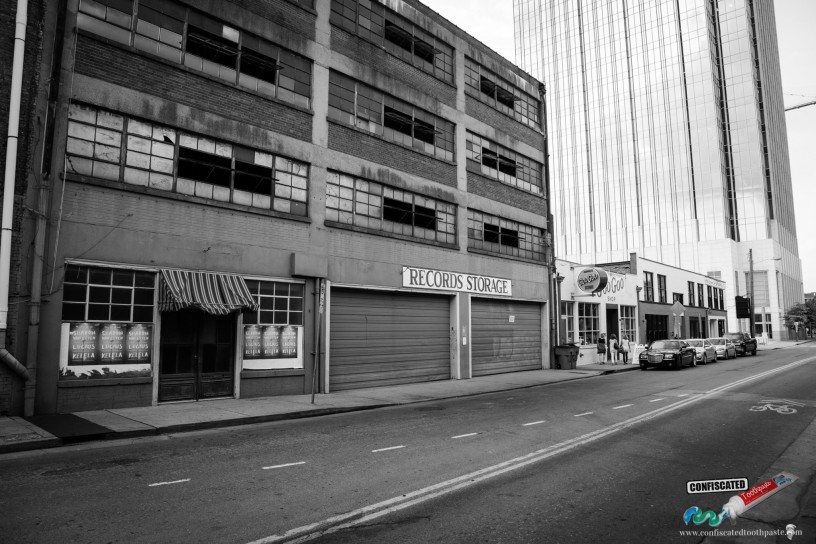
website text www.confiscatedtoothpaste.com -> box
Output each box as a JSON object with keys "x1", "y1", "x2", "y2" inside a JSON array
[{"x1": 679, "y1": 528, "x2": 803, "y2": 538}]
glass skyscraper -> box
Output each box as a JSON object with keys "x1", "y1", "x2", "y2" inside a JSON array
[{"x1": 514, "y1": 0, "x2": 803, "y2": 337}]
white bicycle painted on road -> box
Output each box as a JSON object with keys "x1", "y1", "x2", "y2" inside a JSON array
[{"x1": 749, "y1": 399, "x2": 805, "y2": 415}]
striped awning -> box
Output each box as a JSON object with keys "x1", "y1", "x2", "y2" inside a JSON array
[{"x1": 159, "y1": 270, "x2": 259, "y2": 315}]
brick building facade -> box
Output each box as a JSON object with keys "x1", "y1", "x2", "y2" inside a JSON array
[{"x1": 5, "y1": 0, "x2": 551, "y2": 415}]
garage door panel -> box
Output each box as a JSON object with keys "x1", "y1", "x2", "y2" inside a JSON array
[
  {"x1": 472, "y1": 298, "x2": 542, "y2": 377},
  {"x1": 330, "y1": 288, "x2": 451, "y2": 391}
]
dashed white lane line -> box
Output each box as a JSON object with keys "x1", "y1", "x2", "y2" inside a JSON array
[
  {"x1": 522, "y1": 421, "x2": 546, "y2": 426},
  {"x1": 372, "y1": 445, "x2": 406, "y2": 453},
  {"x1": 574, "y1": 412, "x2": 593, "y2": 417},
  {"x1": 451, "y1": 433, "x2": 480, "y2": 439},
  {"x1": 678, "y1": 394, "x2": 689, "y2": 397},
  {"x1": 650, "y1": 398, "x2": 665, "y2": 402},
  {"x1": 613, "y1": 404, "x2": 633, "y2": 409},
  {"x1": 263, "y1": 462, "x2": 306, "y2": 470},
  {"x1": 148, "y1": 479, "x2": 190, "y2": 487}
]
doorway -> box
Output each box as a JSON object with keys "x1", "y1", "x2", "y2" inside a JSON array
[
  {"x1": 159, "y1": 309, "x2": 235, "y2": 402},
  {"x1": 606, "y1": 307, "x2": 619, "y2": 341}
]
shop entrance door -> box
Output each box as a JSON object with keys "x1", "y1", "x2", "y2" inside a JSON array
[
  {"x1": 159, "y1": 309, "x2": 235, "y2": 402},
  {"x1": 606, "y1": 307, "x2": 619, "y2": 339}
]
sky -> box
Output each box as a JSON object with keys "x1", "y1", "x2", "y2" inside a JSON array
[{"x1": 420, "y1": 0, "x2": 816, "y2": 294}]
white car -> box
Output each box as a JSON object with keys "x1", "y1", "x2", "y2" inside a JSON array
[
  {"x1": 709, "y1": 338, "x2": 737, "y2": 359},
  {"x1": 684, "y1": 339, "x2": 716, "y2": 364}
]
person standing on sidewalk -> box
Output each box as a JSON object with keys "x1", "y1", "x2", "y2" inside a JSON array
[
  {"x1": 619, "y1": 334, "x2": 631, "y2": 364},
  {"x1": 597, "y1": 334, "x2": 607, "y2": 364},
  {"x1": 609, "y1": 334, "x2": 618, "y2": 364}
]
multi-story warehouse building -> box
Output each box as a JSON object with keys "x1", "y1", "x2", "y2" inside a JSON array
[
  {"x1": 1, "y1": 0, "x2": 551, "y2": 415},
  {"x1": 513, "y1": 0, "x2": 803, "y2": 338}
]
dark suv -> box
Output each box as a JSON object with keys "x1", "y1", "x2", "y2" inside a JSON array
[{"x1": 724, "y1": 332, "x2": 757, "y2": 357}]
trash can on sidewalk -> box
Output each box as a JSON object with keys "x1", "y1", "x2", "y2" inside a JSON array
[{"x1": 554, "y1": 344, "x2": 580, "y2": 369}]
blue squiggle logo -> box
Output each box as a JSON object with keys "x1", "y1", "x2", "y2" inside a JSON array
[{"x1": 683, "y1": 506, "x2": 727, "y2": 527}]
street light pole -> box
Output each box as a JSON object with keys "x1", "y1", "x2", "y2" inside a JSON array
[{"x1": 748, "y1": 249, "x2": 754, "y2": 336}]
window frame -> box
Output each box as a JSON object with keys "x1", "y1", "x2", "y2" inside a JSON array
[
  {"x1": 466, "y1": 209, "x2": 545, "y2": 261},
  {"x1": 465, "y1": 131, "x2": 543, "y2": 195},
  {"x1": 657, "y1": 274, "x2": 667, "y2": 303},
  {"x1": 325, "y1": 171, "x2": 457, "y2": 245},
  {"x1": 643, "y1": 272, "x2": 654, "y2": 302},
  {"x1": 578, "y1": 302, "x2": 600, "y2": 345},
  {"x1": 61, "y1": 264, "x2": 156, "y2": 323},
  {"x1": 66, "y1": 103, "x2": 310, "y2": 217},
  {"x1": 78, "y1": 0, "x2": 313, "y2": 109},
  {"x1": 464, "y1": 57, "x2": 541, "y2": 128},
  {"x1": 328, "y1": 71, "x2": 455, "y2": 162}
]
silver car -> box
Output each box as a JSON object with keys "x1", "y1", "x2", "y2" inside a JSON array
[
  {"x1": 709, "y1": 338, "x2": 737, "y2": 359},
  {"x1": 684, "y1": 339, "x2": 717, "y2": 364}
]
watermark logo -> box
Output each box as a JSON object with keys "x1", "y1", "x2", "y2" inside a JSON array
[
  {"x1": 683, "y1": 506, "x2": 727, "y2": 527},
  {"x1": 786, "y1": 524, "x2": 797, "y2": 541}
]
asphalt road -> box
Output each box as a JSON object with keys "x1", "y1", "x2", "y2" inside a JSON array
[{"x1": 1, "y1": 346, "x2": 814, "y2": 544}]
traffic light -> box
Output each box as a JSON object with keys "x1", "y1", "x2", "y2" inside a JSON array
[{"x1": 735, "y1": 295, "x2": 751, "y2": 318}]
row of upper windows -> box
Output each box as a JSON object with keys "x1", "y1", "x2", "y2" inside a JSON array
[
  {"x1": 66, "y1": 103, "x2": 547, "y2": 262},
  {"x1": 642, "y1": 271, "x2": 725, "y2": 310},
  {"x1": 78, "y1": 0, "x2": 541, "y2": 133}
]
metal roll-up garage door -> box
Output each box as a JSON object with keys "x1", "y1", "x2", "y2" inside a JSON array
[
  {"x1": 472, "y1": 298, "x2": 542, "y2": 376},
  {"x1": 329, "y1": 288, "x2": 451, "y2": 391}
]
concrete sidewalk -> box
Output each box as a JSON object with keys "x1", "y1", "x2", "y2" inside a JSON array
[
  {"x1": 1, "y1": 338, "x2": 809, "y2": 456},
  {"x1": 0, "y1": 365, "x2": 634, "y2": 455}
]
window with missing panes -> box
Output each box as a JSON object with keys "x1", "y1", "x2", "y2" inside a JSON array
[
  {"x1": 329, "y1": 0, "x2": 454, "y2": 84},
  {"x1": 465, "y1": 132, "x2": 543, "y2": 195},
  {"x1": 77, "y1": 0, "x2": 313, "y2": 109},
  {"x1": 66, "y1": 103, "x2": 309, "y2": 216},
  {"x1": 464, "y1": 58, "x2": 540, "y2": 128},
  {"x1": 467, "y1": 209, "x2": 545, "y2": 261},
  {"x1": 328, "y1": 71, "x2": 455, "y2": 161},
  {"x1": 326, "y1": 171, "x2": 456, "y2": 245},
  {"x1": 61, "y1": 264, "x2": 156, "y2": 322}
]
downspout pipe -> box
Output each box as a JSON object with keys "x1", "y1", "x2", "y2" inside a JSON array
[{"x1": 0, "y1": 0, "x2": 30, "y2": 381}]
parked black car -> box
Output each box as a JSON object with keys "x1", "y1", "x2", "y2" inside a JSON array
[
  {"x1": 638, "y1": 340, "x2": 697, "y2": 370},
  {"x1": 723, "y1": 332, "x2": 758, "y2": 356}
]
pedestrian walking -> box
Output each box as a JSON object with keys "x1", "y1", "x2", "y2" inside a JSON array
[
  {"x1": 619, "y1": 334, "x2": 631, "y2": 364},
  {"x1": 597, "y1": 334, "x2": 607, "y2": 364}
]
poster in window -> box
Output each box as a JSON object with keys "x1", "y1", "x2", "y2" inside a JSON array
[
  {"x1": 125, "y1": 324, "x2": 152, "y2": 364},
  {"x1": 68, "y1": 322, "x2": 99, "y2": 364},
  {"x1": 281, "y1": 326, "x2": 298, "y2": 357},
  {"x1": 243, "y1": 325, "x2": 263, "y2": 359},
  {"x1": 242, "y1": 325, "x2": 303, "y2": 369},
  {"x1": 61, "y1": 322, "x2": 153, "y2": 379},
  {"x1": 99, "y1": 323, "x2": 125, "y2": 364}
]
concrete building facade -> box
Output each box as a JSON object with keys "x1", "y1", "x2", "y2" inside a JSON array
[{"x1": 1, "y1": 0, "x2": 551, "y2": 415}]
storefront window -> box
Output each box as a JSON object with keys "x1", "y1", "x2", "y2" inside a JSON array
[
  {"x1": 619, "y1": 305, "x2": 636, "y2": 343},
  {"x1": 577, "y1": 302, "x2": 600, "y2": 345},
  {"x1": 560, "y1": 301, "x2": 574, "y2": 344},
  {"x1": 241, "y1": 280, "x2": 305, "y2": 369},
  {"x1": 60, "y1": 264, "x2": 155, "y2": 380}
]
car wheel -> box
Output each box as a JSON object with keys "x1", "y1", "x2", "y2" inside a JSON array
[
  {"x1": 690, "y1": 355, "x2": 696, "y2": 367},
  {"x1": 640, "y1": 363, "x2": 648, "y2": 371}
]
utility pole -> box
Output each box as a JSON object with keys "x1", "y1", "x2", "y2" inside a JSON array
[{"x1": 748, "y1": 249, "x2": 755, "y2": 336}]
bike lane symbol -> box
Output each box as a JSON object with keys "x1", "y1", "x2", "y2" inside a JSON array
[{"x1": 750, "y1": 399, "x2": 804, "y2": 415}]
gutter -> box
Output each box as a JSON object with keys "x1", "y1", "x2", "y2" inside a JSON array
[{"x1": 0, "y1": 0, "x2": 30, "y2": 381}]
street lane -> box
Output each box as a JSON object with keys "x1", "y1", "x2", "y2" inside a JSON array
[
  {"x1": 1, "y1": 347, "x2": 813, "y2": 543},
  {"x1": 307, "y1": 351, "x2": 816, "y2": 543}
]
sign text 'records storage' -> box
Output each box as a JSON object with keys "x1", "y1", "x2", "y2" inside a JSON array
[{"x1": 402, "y1": 266, "x2": 512, "y2": 296}]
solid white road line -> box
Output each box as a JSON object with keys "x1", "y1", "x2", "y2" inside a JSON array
[
  {"x1": 248, "y1": 355, "x2": 816, "y2": 544},
  {"x1": 650, "y1": 398, "x2": 665, "y2": 402},
  {"x1": 263, "y1": 462, "x2": 306, "y2": 470},
  {"x1": 574, "y1": 412, "x2": 593, "y2": 417},
  {"x1": 613, "y1": 404, "x2": 633, "y2": 409},
  {"x1": 522, "y1": 421, "x2": 546, "y2": 426},
  {"x1": 371, "y1": 445, "x2": 406, "y2": 453},
  {"x1": 148, "y1": 479, "x2": 190, "y2": 487},
  {"x1": 451, "y1": 433, "x2": 480, "y2": 439}
]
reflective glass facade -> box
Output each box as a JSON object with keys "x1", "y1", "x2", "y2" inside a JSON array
[{"x1": 514, "y1": 0, "x2": 803, "y2": 335}]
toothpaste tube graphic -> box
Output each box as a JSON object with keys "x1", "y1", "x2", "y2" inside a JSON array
[{"x1": 721, "y1": 471, "x2": 798, "y2": 524}]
